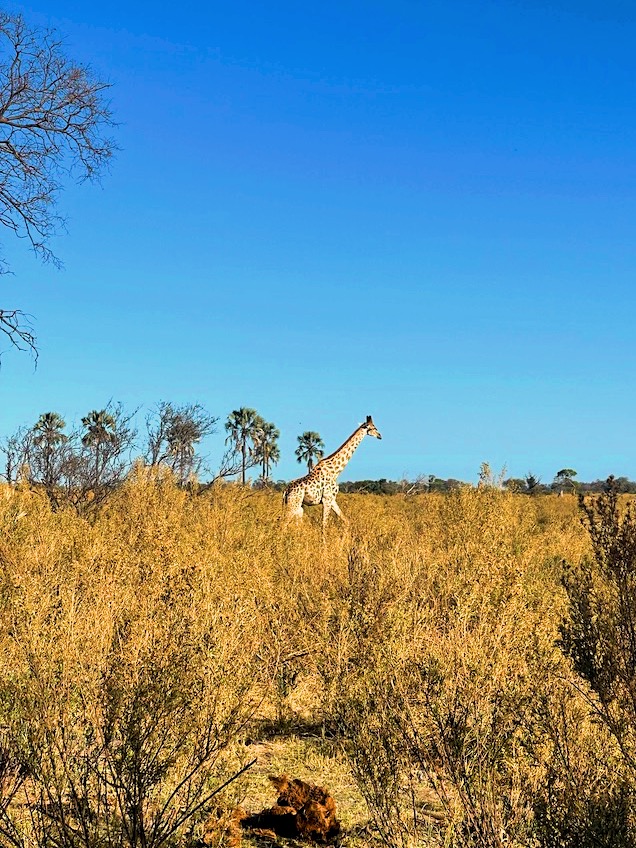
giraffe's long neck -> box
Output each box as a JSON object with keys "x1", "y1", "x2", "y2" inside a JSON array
[{"x1": 319, "y1": 426, "x2": 366, "y2": 476}]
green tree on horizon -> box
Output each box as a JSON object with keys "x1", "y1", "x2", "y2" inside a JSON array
[{"x1": 554, "y1": 468, "x2": 578, "y2": 494}]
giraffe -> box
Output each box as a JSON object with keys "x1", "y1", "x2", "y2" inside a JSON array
[{"x1": 283, "y1": 415, "x2": 382, "y2": 530}]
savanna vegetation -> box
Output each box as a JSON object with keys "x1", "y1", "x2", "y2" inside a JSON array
[
  {"x1": 1, "y1": 471, "x2": 636, "y2": 847},
  {"x1": 2, "y1": 11, "x2": 634, "y2": 845}
]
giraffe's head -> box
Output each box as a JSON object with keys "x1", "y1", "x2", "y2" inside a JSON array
[{"x1": 363, "y1": 415, "x2": 382, "y2": 440}]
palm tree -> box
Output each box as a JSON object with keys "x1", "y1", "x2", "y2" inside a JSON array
[
  {"x1": 253, "y1": 419, "x2": 280, "y2": 482},
  {"x1": 225, "y1": 407, "x2": 260, "y2": 484},
  {"x1": 32, "y1": 412, "x2": 67, "y2": 489},
  {"x1": 81, "y1": 409, "x2": 117, "y2": 486},
  {"x1": 295, "y1": 431, "x2": 324, "y2": 472}
]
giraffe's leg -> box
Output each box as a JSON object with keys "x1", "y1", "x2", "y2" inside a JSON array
[
  {"x1": 331, "y1": 500, "x2": 348, "y2": 524},
  {"x1": 283, "y1": 507, "x2": 304, "y2": 527},
  {"x1": 283, "y1": 488, "x2": 305, "y2": 526},
  {"x1": 322, "y1": 499, "x2": 331, "y2": 533}
]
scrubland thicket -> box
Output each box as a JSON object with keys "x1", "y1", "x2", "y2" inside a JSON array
[{"x1": 0, "y1": 471, "x2": 635, "y2": 847}]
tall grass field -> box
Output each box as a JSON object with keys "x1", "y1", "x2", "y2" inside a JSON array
[{"x1": 0, "y1": 471, "x2": 634, "y2": 847}]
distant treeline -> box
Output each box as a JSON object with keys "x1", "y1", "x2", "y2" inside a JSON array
[
  {"x1": 338, "y1": 474, "x2": 636, "y2": 495},
  {"x1": 502, "y1": 475, "x2": 636, "y2": 495},
  {"x1": 338, "y1": 478, "x2": 462, "y2": 494}
]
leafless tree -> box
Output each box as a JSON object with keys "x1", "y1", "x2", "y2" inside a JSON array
[
  {"x1": 396, "y1": 475, "x2": 430, "y2": 496},
  {"x1": 0, "y1": 12, "x2": 116, "y2": 355},
  {"x1": 0, "y1": 309, "x2": 36, "y2": 358},
  {"x1": 144, "y1": 401, "x2": 218, "y2": 485},
  {"x1": 0, "y1": 424, "x2": 31, "y2": 482},
  {"x1": 210, "y1": 445, "x2": 258, "y2": 485}
]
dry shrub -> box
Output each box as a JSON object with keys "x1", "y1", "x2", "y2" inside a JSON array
[
  {"x1": 552, "y1": 485, "x2": 636, "y2": 846},
  {"x1": 320, "y1": 488, "x2": 602, "y2": 847},
  {"x1": 0, "y1": 473, "x2": 628, "y2": 847},
  {"x1": 0, "y1": 470, "x2": 267, "y2": 848},
  {"x1": 200, "y1": 806, "x2": 246, "y2": 847},
  {"x1": 530, "y1": 677, "x2": 634, "y2": 848}
]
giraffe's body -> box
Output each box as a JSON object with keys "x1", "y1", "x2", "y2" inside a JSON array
[{"x1": 283, "y1": 416, "x2": 382, "y2": 529}]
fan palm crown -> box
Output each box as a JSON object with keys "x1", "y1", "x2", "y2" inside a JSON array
[
  {"x1": 32, "y1": 412, "x2": 68, "y2": 489},
  {"x1": 81, "y1": 410, "x2": 118, "y2": 485},
  {"x1": 81, "y1": 410, "x2": 117, "y2": 448},
  {"x1": 253, "y1": 419, "x2": 280, "y2": 482},
  {"x1": 33, "y1": 412, "x2": 67, "y2": 447},
  {"x1": 225, "y1": 407, "x2": 260, "y2": 484},
  {"x1": 295, "y1": 431, "x2": 325, "y2": 472}
]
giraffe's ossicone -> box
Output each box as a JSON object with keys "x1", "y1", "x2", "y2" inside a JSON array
[{"x1": 283, "y1": 415, "x2": 382, "y2": 530}]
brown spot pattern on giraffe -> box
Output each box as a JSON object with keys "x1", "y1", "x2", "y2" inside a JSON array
[{"x1": 283, "y1": 416, "x2": 381, "y2": 529}]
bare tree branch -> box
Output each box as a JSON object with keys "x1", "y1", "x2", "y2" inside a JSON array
[
  {"x1": 144, "y1": 402, "x2": 217, "y2": 486},
  {"x1": 0, "y1": 12, "x2": 116, "y2": 358},
  {"x1": 0, "y1": 308, "x2": 36, "y2": 359}
]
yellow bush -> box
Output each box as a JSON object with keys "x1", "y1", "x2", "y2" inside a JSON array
[{"x1": 0, "y1": 475, "x2": 623, "y2": 847}]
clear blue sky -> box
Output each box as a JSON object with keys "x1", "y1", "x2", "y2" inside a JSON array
[{"x1": 1, "y1": 0, "x2": 635, "y2": 483}]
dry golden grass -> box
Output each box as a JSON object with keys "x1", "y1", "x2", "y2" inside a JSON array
[{"x1": 0, "y1": 474, "x2": 624, "y2": 847}]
